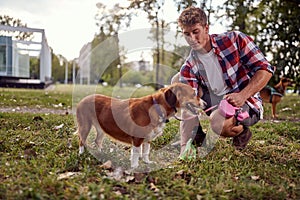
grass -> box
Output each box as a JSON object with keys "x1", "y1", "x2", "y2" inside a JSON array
[
  {"x1": 0, "y1": 84, "x2": 299, "y2": 199},
  {"x1": 0, "y1": 84, "x2": 155, "y2": 109}
]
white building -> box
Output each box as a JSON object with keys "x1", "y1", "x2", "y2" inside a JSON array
[
  {"x1": 0, "y1": 25, "x2": 52, "y2": 88},
  {"x1": 78, "y1": 42, "x2": 91, "y2": 84}
]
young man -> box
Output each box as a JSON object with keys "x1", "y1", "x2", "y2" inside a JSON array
[{"x1": 172, "y1": 7, "x2": 274, "y2": 155}]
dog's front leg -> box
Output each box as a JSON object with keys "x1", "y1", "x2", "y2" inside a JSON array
[
  {"x1": 142, "y1": 142, "x2": 153, "y2": 164},
  {"x1": 131, "y1": 145, "x2": 142, "y2": 168},
  {"x1": 272, "y1": 103, "x2": 278, "y2": 119}
]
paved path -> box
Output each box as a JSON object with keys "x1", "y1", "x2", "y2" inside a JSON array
[{"x1": 0, "y1": 106, "x2": 72, "y2": 115}]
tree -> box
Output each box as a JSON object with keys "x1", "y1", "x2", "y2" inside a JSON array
[
  {"x1": 251, "y1": 0, "x2": 299, "y2": 86},
  {"x1": 175, "y1": 0, "x2": 197, "y2": 12},
  {"x1": 218, "y1": 0, "x2": 256, "y2": 33},
  {"x1": 29, "y1": 57, "x2": 39, "y2": 79},
  {"x1": 52, "y1": 54, "x2": 67, "y2": 83},
  {"x1": 0, "y1": 15, "x2": 33, "y2": 40},
  {"x1": 92, "y1": 3, "x2": 131, "y2": 85},
  {"x1": 128, "y1": 0, "x2": 166, "y2": 89},
  {"x1": 175, "y1": 0, "x2": 214, "y2": 25},
  {"x1": 219, "y1": 0, "x2": 299, "y2": 88}
]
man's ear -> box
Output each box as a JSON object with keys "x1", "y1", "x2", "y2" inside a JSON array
[
  {"x1": 164, "y1": 88, "x2": 177, "y2": 108},
  {"x1": 204, "y1": 24, "x2": 209, "y2": 34}
]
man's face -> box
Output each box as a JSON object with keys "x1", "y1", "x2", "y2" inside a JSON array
[{"x1": 182, "y1": 23, "x2": 209, "y2": 51}]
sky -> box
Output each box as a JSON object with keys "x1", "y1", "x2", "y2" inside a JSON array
[{"x1": 0, "y1": 0, "x2": 226, "y2": 61}]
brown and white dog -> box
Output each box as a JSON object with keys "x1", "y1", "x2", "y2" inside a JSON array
[
  {"x1": 260, "y1": 77, "x2": 293, "y2": 118},
  {"x1": 75, "y1": 83, "x2": 203, "y2": 168}
]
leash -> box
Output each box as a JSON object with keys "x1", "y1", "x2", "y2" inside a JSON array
[{"x1": 173, "y1": 104, "x2": 218, "y2": 121}]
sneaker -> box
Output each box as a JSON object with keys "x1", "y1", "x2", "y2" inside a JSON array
[
  {"x1": 232, "y1": 127, "x2": 252, "y2": 150},
  {"x1": 192, "y1": 125, "x2": 206, "y2": 147}
]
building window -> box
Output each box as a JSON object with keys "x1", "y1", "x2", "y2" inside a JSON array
[{"x1": 0, "y1": 45, "x2": 6, "y2": 73}]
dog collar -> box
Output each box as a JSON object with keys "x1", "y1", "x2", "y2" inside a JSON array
[{"x1": 152, "y1": 97, "x2": 169, "y2": 123}]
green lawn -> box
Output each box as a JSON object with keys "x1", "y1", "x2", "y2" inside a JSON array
[{"x1": 0, "y1": 84, "x2": 299, "y2": 199}]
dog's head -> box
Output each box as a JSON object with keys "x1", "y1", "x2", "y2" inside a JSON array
[
  {"x1": 162, "y1": 83, "x2": 204, "y2": 115},
  {"x1": 280, "y1": 77, "x2": 294, "y2": 87}
]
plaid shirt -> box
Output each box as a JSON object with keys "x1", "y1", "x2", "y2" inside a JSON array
[{"x1": 180, "y1": 31, "x2": 275, "y2": 114}]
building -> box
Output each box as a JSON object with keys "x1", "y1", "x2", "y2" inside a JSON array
[
  {"x1": 78, "y1": 42, "x2": 91, "y2": 84},
  {"x1": 0, "y1": 25, "x2": 52, "y2": 88},
  {"x1": 127, "y1": 60, "x2": 152, "y2": 71}
]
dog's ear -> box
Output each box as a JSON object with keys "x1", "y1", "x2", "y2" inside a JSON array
[
  {"x1": 164, "y1": 88, "x2": 177, "y2": 108},
  {"x1": 281, "y1": 77, "x2": 288, "y2": 83}
]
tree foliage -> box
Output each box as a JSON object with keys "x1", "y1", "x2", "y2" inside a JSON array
[
  {"x1": 0, "y1": 15, "x2": 33, "y2": 40},
  {"x1": 88, "y1": 0, "x2": 300, "y2": 89},
  {"x1": 51, "y1": 54, "x2": 66, "y2": 83},
  {"x1": 174, "y1": 0, "x2": 215, "y2": 26},
  {"x1": 221, "y1": 0, "x2": 299, "y2": 87},
  {"x1": 92, "y1": 3, "x2": 131, "y2": 85},
  {"x1": 220, "y1": 0, "x2": 256, "y2": 33},
  {"x1": 128, "y1": 0, "x2": 164, "y2": 22},
  {"x1": 95, "y1": 3, "x2": 131, "y2": 36},
  {"x1": 251, "y1": 0, "x2": 299, "y2": 84}
]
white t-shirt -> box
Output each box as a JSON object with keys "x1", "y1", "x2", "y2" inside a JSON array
[{"x1": 197, "y1": 49, "x2": 230, "y2": 96}]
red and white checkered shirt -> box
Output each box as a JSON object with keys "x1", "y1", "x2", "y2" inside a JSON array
[{"x1": 180, "y1": 31, "x2": 275, "y2": 114}]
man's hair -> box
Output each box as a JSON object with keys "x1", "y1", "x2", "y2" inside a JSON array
[{"x1": 178, "y1": 7, "x2": 207, "y2": 28}]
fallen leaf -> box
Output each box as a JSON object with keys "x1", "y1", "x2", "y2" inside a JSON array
[
  {"x1": 114, "y1": 191, "x2": 122, "y2": 196},
  {"x1": 257, "y1": 140, "x2": 265, "y2": 145},
  {"x1": 281, "y1": 107, "x2": 292, "y2": 111},
  {"x1": 54, "y1": 123, "x2": 64, "y2": 130},
  {"x1": 57, "y1": 172, "x2": 81, "y2": 180},
  {"x1": 149, "y1": 183, "x2": 159, "y2": 192},
  {"x1": 125, "y1": 175, "x2": 135, "y2": 183},
  {"x1": 221, "y1": 157, "x2": 229, "y2": 161},
  {"x1": 251, "y1": 175, "x2": 260, "y2": 181},
  {"x1": 101, "y1": 160, "x2": 112, "y2": 169},
  {"x1": 176, "y1": 170, "x2": 185, "y2": 175},
  {"x1": 24, "y1": 126, "x2": 31, "y2": 131}
]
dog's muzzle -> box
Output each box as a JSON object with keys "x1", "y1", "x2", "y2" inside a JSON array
[{"x1": 185, "y1": 102, "x2": 200, "y2": 115}]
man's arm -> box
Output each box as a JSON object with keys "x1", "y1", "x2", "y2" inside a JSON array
[
  {"x1": 224, "y1": 32, "x2": 274, "y2": 107},
  {"x1": 225, "y1": 70, "x2": 272, "y2": 107}
]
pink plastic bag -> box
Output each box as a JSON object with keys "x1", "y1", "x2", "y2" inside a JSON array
[{"x1": 218, "y1": 99, "x2": 249, "y2": 121}]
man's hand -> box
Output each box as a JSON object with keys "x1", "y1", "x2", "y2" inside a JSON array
[
  {"x1": 225, "y1": 70, "x2": 273, "y2": 107},
  {"x1": 224, "y1": 93, "x2": 247, "y2": 107}
]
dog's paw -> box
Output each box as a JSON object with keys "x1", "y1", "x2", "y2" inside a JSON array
[
  {"x1": 272, "y1": 115, "x2": 279, "y2": 119},
  {"x1": 142, "y1": 156, "x2": 154, "y2": 164},
  {"x1": 131, "y1": 162, "x2": 139, "y2": 169},
  {"x1": 143, "y1": 160, "x2": 154, "y2": 164}
]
